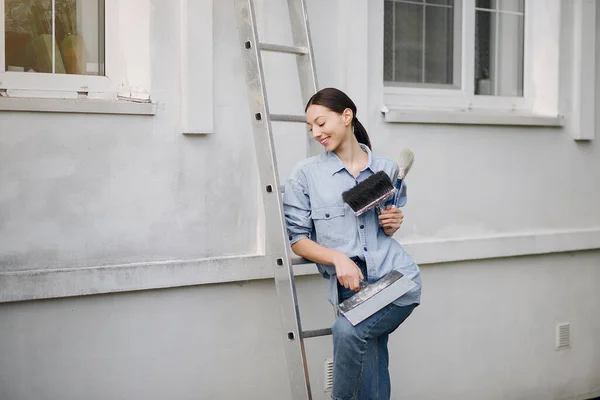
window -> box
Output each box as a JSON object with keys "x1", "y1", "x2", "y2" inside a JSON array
[
  {"x1": 474, "y1": 0, "x2": 524, "y2": 96},
  {"x1": 3, "y1": 0, "x2": 104, "y2": 76},
  {"x1": 384, "y1": 0, "x2": 461, "y2": 88},
  {"x1": 383, "y1": 0, "x2": 526, "y2": 101},
  {"x1": 0, "y1": 0, "x2": 157, "y2": 113}
]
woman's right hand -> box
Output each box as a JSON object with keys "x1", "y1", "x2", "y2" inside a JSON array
[{"x1": 332, "y1": 253, "x2": 364, "y2": 292}]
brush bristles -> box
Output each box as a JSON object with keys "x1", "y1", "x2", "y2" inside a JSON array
[
  {"x1": 397, "y1": 149, "x2": 415, "y2": 179},
  {"x1": 342, "y1": 171, "x2": 397, "y2": 216}
]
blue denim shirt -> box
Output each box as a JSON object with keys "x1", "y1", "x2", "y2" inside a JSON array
[{"x1": 283, "y1": 144, "x2": 422, "y2": 307}]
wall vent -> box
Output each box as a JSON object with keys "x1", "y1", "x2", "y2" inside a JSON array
[
  {"x1": 324, "y1": 358, "x2": 334, "y2": 392},
  {"x1": 556, "y1": 322, "x2": 571, "y2": 349}
]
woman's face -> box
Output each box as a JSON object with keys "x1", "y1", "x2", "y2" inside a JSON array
[{"x1": 306, "y1": 104, "x2": 353, "y2": 152}]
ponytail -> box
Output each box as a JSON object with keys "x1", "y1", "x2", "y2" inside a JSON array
[{"x1": 352, "y1": 117, "x2": 372, "y2": 150}]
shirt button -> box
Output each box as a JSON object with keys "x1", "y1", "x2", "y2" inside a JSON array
[
  {"x1": 325, "y1": 213, "x2": 330, "y2": 218},
  {"x1": 360, "y1": 225, "x2": 364, "y2": 229},
  {"x1": 289, "y1": 235, "x2": 292, "y2": 240},
  {"x1": 363, "y1": 247, "x2": 367, "y2": 252}
]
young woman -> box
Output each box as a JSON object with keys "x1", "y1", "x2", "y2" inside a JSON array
[{"x1": 282, "y1": 87, "x2": 422, "y2": 400}]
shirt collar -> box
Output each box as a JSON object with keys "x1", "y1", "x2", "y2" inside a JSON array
[{"x1": 325, "y1": 143, "x2": 373, "y2": 176}]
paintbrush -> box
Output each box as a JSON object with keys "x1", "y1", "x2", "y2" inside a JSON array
[
  {"x1": 391, "y1": 148, "x2": 415, "y2": 207},
  {"x1": 342, "y1": 171, "x2": 397, "y2": 217},
  {"x1": 341, "y1": 148, "x2": 415, "y2": 217}
]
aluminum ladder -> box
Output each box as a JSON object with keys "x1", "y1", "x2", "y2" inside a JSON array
[{"x1": 233, "y1": 0, "x2": 331, "y2": 399}]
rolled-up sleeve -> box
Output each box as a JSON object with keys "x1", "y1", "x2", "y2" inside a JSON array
[{"x1": 283, "y1": 176, "x2": 313, "y2": 246}]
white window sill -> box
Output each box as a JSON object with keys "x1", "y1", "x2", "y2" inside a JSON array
[
  {"x1": 0, "y1": 96, "x2": 157, "y2": 116},
  {"x1": 382, "y1": 107, "x2": 563, "y2": 127}
]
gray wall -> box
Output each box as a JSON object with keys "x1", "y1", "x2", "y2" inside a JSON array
[
  {"x1": 0, "y1": 0, "x2": 261, "y2": 273},
  {"x1": 1, "y1": 0, "x2": 600, "y2": 399},
  {"x1": 1, "y1": 251, "x2": 599, "y2": 400}
]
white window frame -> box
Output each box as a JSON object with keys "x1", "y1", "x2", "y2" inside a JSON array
[
  {"x1": 0, "y1": 0, "x2": 124, "y2": 100},
  {"x1": 0, "y1": 0, "x2": 164, "y2": 115},
  {"x1": 379, "y1": 0, "x2": 561, "y2": 122},
  {"x1": 0, "y1": 0, "x2": 216, "y2": 126}
]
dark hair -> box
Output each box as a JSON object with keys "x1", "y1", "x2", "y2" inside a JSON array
[{"x1": 304, "y1": 87, "x2": 372, "y2": 150}]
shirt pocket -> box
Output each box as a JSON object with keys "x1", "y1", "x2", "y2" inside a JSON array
[{"x1": 311, "y1": 206, "x2": 349, "y2": 248}]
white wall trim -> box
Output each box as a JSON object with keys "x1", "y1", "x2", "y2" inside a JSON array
[
  {"x1": 566, "y1": 388, "x2": 600, "y2": 400},
  {"x1": 0, "y1": 255, "x2": 273, "y2": 303},
  {"x1": 403, "y1": 227, "x2": 600, "y2": 265},
  {"x1": 0, "y1": 96, "x2": 156, "y2": 115},
  {"x1": 2, "y1": 227, "x2": 600, "y2": 303},
  {"x1": 382, "y1": 107, "x2": 563, "y2": 126},
  {"x1": 337, "y1": 0, "x2": 370, "y2": 128},
  {"x1": 569, "y1": 0, "x2": 596, "y2": 140},
  {"x1": 180, "y1": 0, "x2": 214, "y2": 135}
]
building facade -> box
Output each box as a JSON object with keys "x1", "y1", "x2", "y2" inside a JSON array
[{"x1": 1, "y1": 1, "x2": 599, "y2": 399}]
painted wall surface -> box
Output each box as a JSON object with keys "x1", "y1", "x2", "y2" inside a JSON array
[
  {"x1": 0, "y1": 0, "x2": 261, "y2": 272},
  {"x1": 0, "y1": 251, "x2": 599, "y2": 400},
  {"x1": 0, "y1": 0, "x2": 599, "y2": 399}
]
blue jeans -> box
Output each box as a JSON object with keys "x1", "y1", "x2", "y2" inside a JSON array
[{"x1": 332, "y1": 259, "x2": 416, "y2": 400}]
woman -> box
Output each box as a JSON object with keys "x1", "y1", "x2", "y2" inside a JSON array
[{"x1": 282, "y1": 87, "x2": 422, "y2": 400}]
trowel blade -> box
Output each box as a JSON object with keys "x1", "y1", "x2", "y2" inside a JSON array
[{"x1": 339, "y1": 273, "x2": 417, "y2": 326}]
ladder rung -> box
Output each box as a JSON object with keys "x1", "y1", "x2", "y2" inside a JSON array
[
  {"x1": 259, "y1": 43, "x2": 308, "y2": 55},
  {"x1": 271, "y1": 114, "x2": 306, "y2": 123},
  {"x1": 302, "y1": 328, "x2": 332, "y2": 339}
]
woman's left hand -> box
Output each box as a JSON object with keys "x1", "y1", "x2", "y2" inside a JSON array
[{"x1": 379, "y1": 205, "x2": 403, "y2": 236}]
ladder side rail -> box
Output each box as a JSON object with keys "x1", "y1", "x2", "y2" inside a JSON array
[
  {"x1": 286, "y1": 0, "x2": 322, "y2": 157},
  {"x1": 233, "y1": 1, "x2": 313, "y2": 399},
  {"x1": 286, "y1": 0, "x2": 318, "y2": 102}
]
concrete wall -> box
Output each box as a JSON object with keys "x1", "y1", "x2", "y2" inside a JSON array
[
  {"x1": 0, "y1": 0, "x2": 261, "y2": 273},
  {"x1": 1, "y1": 0, "x2": 599, "y2": 399},
  {"x1": 1, "y1": 251, "x2": 599, "y2": 400}
]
